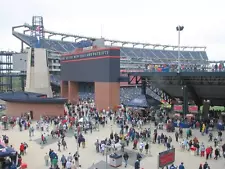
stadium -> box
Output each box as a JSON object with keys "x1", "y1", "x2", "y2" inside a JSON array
[
  {"x1": 1, "y1": 5, "x2": 225, "y2": 167},
  {"x1": 2, "y1": 16, "x2": 212, "y2": 105}
]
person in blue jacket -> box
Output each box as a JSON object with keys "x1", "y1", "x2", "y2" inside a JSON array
[
  {"x1": 10, "y1": 162, "x2": 17, "y2": 169},
  {"x1": 178, "y1": 162, "x2": 185, "y2": 169}
]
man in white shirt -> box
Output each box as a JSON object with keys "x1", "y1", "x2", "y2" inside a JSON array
[
  {"x1": 66, "y1": 160, "x2": 72, "y2": 169},
  {"x1": 139, "y1": 142, "x2": 145, "y2": 153},
  {"x1": 67, "y1": 153, "x2": 73, "y2": 161}
]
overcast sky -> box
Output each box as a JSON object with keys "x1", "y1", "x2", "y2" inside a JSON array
[{"x1": 0, "y1": 0, "x2": 225, "y2": 60}]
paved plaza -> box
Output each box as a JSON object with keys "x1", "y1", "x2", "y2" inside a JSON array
[{"x1": 1, "y1": 121, "x2": 225, "y2": 169}]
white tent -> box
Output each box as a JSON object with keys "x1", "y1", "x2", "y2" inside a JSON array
[{"x1": 78, "y1": 117, "x2": 89, "y2": 123}]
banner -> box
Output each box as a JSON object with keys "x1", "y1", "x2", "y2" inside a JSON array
[
  {"x1": 188, "y1": 105, "x2": 198, "y2": 113},
  {"x1": 173, "y1": 105, "x2": 182, "y2": 112},
  {"x1": 174, "y1": 105, "x2": 198, "y2": 113}
]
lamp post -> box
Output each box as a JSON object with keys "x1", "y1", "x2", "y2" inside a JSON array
[
  {"x1": 176, "y1": 25, "x2": 184, "y2": 72},
  {"x1": 105, "y1": 145, "x2": 111, "y2": 169}
]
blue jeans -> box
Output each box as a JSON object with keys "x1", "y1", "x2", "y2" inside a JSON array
[{"x1": 124, "y1": 159, "x2": 128, "y2": 167}]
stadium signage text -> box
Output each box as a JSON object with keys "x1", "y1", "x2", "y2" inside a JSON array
[{"x1": 61, "y1": 50, "x2": 110, "y2": 61}]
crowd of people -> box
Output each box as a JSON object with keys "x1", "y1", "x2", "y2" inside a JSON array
[{"x1": 0, "y1": 100, "x2": 224, "y2": 169}]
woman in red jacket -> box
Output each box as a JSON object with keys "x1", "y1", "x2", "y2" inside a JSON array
[
  {"x1": 205, "y1": 146, "x2": 211, "y2": 160},
  {"x1": 20, "y1": 143, "x2": 25, "y2": 155}
]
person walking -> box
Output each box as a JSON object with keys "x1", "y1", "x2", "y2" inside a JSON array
[
  {"x1": 134, "y1": 159, "x2": 140, "y2": 169},
  {"x1": 44, "y1": 153, "x2": 49, "y2": 166},
  {"x1": 178, "y1": 162, "x2": 185, "y2": 169},
  {"x1": 123, "y1": 152, "x2": 129, "y2": 167},
  {"x1": 145, "y1": 142, "x2": 149, "y2": 155}
]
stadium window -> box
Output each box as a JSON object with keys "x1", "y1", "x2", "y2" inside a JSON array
[{"x1": 31, "y1": 48, "x2": 35, "y2": 67}]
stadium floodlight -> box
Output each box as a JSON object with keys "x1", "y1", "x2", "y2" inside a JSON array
[{"x1": 176, "y1": 25, "x2": 184, "y2": 72}]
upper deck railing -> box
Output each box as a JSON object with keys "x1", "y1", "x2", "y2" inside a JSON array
[{"x1": 146, "y1": 64, "x2": 224, "y2": 73}]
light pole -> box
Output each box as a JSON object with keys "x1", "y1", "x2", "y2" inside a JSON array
[
  {"x1": 176, "y1": 25, "x2": 184, "y2": 72},
  {"x1": 105, "y1": 145, "x2": 111, "y2": 169}
]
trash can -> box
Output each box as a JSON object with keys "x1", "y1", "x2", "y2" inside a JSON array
[{"x1": 109, "y1": 153, "x2": 122, "y2": 167}]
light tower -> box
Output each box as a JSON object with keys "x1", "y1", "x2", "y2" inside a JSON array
[
  {"x1": 176, "y1": 25, "x2": 184, "y2": 72},
  {"x1": 31, "y1": 16, "x2": 45, "y2": 48}
]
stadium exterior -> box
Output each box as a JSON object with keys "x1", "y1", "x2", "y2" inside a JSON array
[
  {"x1": 2, "y1": 16, "x2": 225, "y2": 118},
  {"x1": 10, "y1": 16, "x2": 223, "y2": 102},
  {"x1": 12, "y1": 16, "x2": 209, "y2": 74},
  {"x1": 8, "y1": 16, "x2": 218, "y2": 102}
]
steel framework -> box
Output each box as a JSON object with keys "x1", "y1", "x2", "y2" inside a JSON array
[
  {"x1": 31, "y1": 16, "x2": 44, "y2": 39},
  {"x1": 0, "y1": 51, "x2": 13, "y2": 91},
  {"x1": 128, "y1": 75, "x2": 175, "y2": 104}
]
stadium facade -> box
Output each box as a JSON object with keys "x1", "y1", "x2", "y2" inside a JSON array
[
  {"x1": 12, "y1": 16, "x2": 209, "y2": 73},
  {"x1": 9, "y1": 16, "x2": 213, "y2": 103}
]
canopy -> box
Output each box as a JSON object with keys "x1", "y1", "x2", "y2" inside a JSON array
[
  {"x1": 0, "y1": 144, "x2": 17, "y2": 158},
  {"x1": 125, "y1": 94, "x2": 161, "y2": 108}
]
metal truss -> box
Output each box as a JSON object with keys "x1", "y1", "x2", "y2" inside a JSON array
[
  {"x1": 128, "y1": 75, "x2": 142, "y2": 85},
  {"x1": 146, "y1": 82, "x2": 174, "y2": 104},
  {"x1": 128, "y1": 74, "x2": 174, "y2": 104}
]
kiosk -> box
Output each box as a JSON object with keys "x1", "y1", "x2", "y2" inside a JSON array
[{"x1": 109, "y1": 153, "x2": 122, "y2": 168}]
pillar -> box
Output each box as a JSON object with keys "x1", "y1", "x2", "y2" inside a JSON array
[
  {"x1": 95, "y1": 82, "x2": 120, "y2": 111},
  {"x1": 183, "y1": 85, "x2": 188, "y2": 115},
  {"x1": 68, "y1": 81, "x2": 79, "y2": 104},
  {"x1": 61, "y1": 81, "x2": 68, "y2": 98},
  {"x1": 25, "y1": 48, "x2": 53, "y2": 97},
  {"x1": 141, "y1": 78, "x2": 146, "y2": 95}
]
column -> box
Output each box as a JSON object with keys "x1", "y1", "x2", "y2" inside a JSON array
[
  {"x1": 61, "y1": 81, "x2": 68, "y2": 98},
  {"x1": 68, "y1": 81, "x2": 79, "y2": 104},
  {"x1": 95, "y1": 82, "x2": 120, "y2": 111},
  {"x1": 183, "y1": 85, "x2": 188, "y2": 115},
  {"x1": 141, "y1": 78, "x2": 146, "y2": 95}
]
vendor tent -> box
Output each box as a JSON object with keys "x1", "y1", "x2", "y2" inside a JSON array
[
  {"x1": 0, "y1": 144, "x2": 17, "y2": 158},
  {"x1": 125, "y1": 94, "x2": 161, "y2": 108}
]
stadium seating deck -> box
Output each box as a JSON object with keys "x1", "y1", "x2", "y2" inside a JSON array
[
  {"x1": 13, "y1": 32, "x2": 93, "y2": 53},
  {"x1": 120, "y1": 47, "x2": 208, "y2": 64},
  {"x1": 13, "y1": 32, "x2": 208, "y2": 63}
]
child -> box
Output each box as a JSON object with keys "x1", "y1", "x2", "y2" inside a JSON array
[{"x1": 200, "y1": 143, "x2": 205, "y2": 157}]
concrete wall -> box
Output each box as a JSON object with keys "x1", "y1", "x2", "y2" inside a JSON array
[
  {"x1": 12, "y1": 53, "x2": 27, "y2": 72},
  {"x1": 25, "y1": 48, "x2": 53, "y2": 97},
  {"x1": 6, "y1": 102, "x2": 64, "y2": 120},
  {"x1": 61, "y1": 48, "x2": 120, "y2": 82},
  {"x1": 61, "y1": 58, "x2": 120, "y2": 82},
  {"x1": 60, "y1": 48, "x2": 121, "y2": 110},
  {"x1": 95, "y1": 82, "x2": 120, "y2": 110}
]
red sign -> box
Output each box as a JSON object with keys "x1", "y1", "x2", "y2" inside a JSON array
[
  {"x1": 174, "y1": 105, "x2": 182, "y2": 112},
  {"x1": 188, "y1": 105, "x2": 198, "y2": 113},
  {"x1": 158, "y1": 148, "x2": 175, "y2": 168},
  {"x1": 174, "y1": 105, "x2": 198, "y2": 113}
]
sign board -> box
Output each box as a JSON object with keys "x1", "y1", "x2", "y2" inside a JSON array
[
  {"x1": 174, "y1": 105, "x2": 198, "y2": 113},
  {"x1": 188, "y1": 105, "x2": 198, "y2": 113},
  {"x1": 158, "y1": 148, "x2": 175, "y2": 168},
  {"x1": 173, "y1": 105, "x2": 182, "y2": 112}
]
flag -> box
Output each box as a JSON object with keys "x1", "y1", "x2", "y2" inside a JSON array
[{"x1": 36, "y1": 26, "x2": 40, "y2": 32}]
